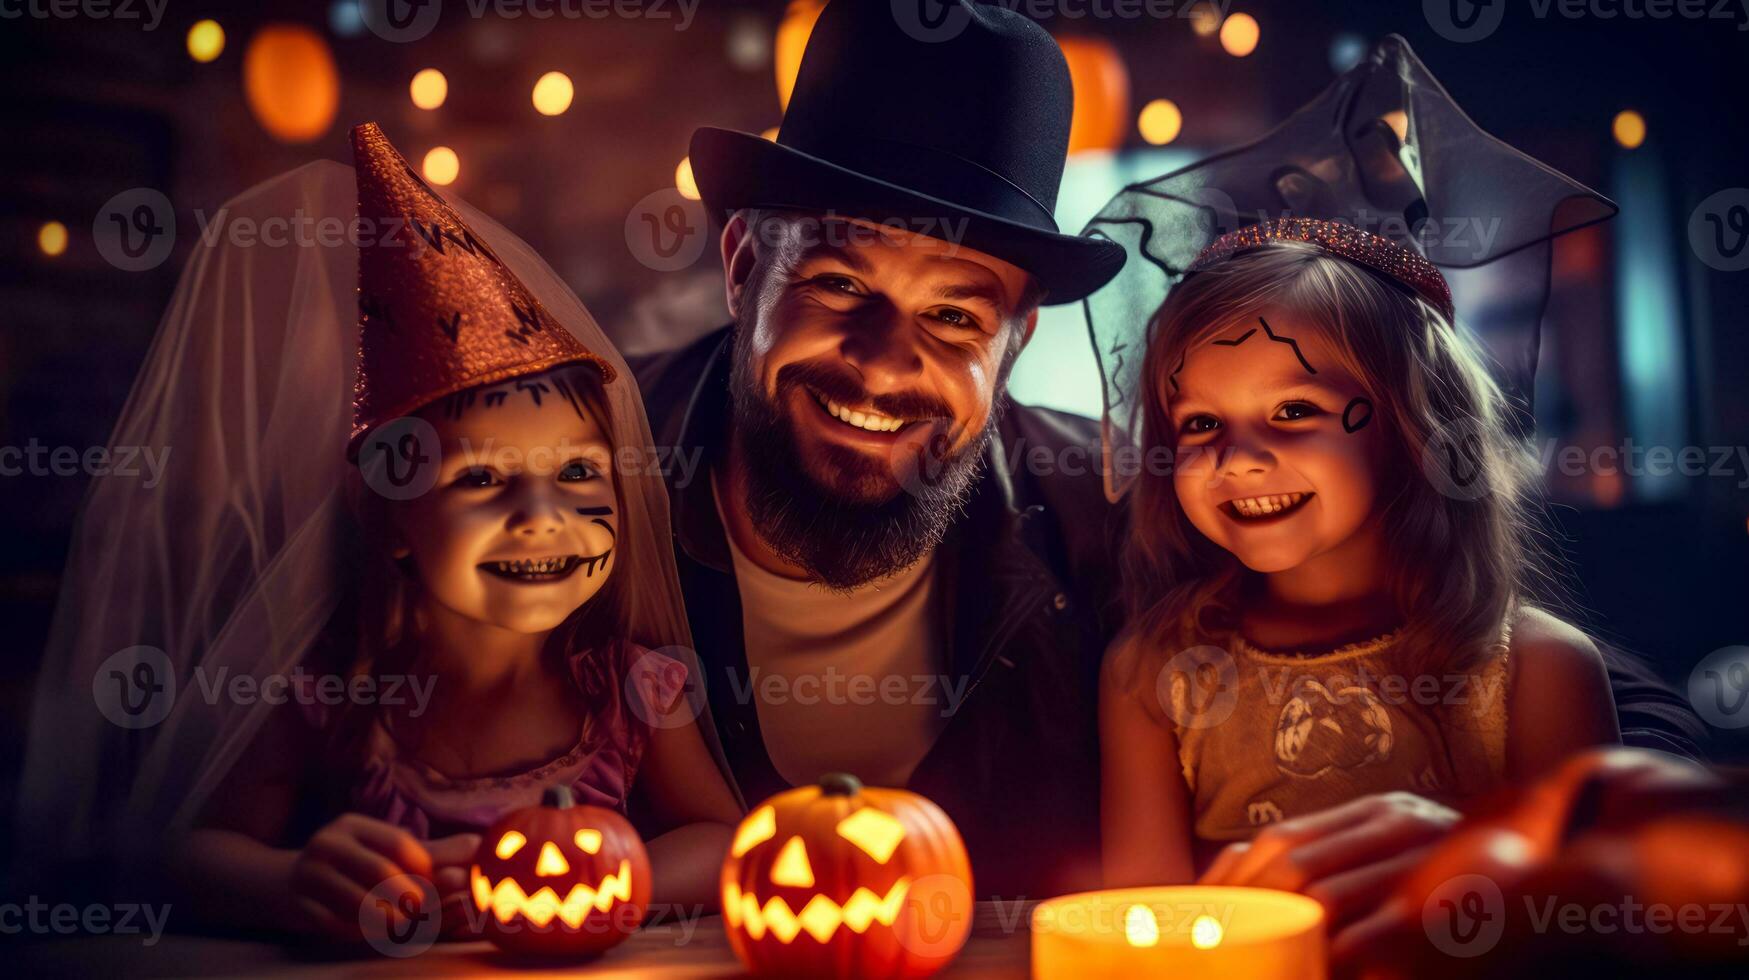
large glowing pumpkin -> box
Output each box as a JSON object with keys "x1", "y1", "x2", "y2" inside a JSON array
[
  {"x1": 242, "y1": 24, "x2": 340, "y2": 143},
  {"x1": 722, "y1": 773, "x2": 973, "y2": 978},
  {"x1": 470, "y1": 785, "x2": 651, "y2": 956}
]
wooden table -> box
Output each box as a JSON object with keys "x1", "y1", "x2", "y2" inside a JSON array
[{"x1": 17, "y1": 902, "x2": 1036, "y2": 978}]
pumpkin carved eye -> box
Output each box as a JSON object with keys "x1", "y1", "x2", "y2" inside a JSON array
[
  {"x1": 770, "y1": 836, "x2": 815, "y2": 887},
  {"x1": 495, "y1": 830, "x2": 527, "y2": 860},
  {"x1": 575, "y1": 828, "x2": 603, "y2": 854},
  {"x1": 730, "y1": 804, "x2": 777, "y2": 857},
  {"x1": 836, "y1": 806, "x2": 906, "y2": 863}
]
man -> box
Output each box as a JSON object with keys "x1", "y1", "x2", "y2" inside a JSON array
[{"x1": 633, "y1": 0, "x2": 1126, "y2": 899}]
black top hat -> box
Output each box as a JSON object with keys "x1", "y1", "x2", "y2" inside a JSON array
[{"x1": 690, "y1": 0, "x2": 1127, "y2": 305}]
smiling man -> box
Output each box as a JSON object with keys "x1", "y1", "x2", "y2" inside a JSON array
[{"x1": 632, "y1": 0, "x2": 1126, "y2": 898}]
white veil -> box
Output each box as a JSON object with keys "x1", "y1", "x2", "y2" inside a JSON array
[{"x1": 14, "y1": 159, "x2": 726, "y2": 881}]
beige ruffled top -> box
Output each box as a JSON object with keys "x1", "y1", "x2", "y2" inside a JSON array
[{"x1": 1170, "y1": 626, "x2": 1511, "y2": 844}]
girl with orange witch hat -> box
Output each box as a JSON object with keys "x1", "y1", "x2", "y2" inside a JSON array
[{"x1": 17, "y1": 124, "x2": 742, "y2": 942}]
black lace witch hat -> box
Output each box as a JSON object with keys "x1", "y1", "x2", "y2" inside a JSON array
[{"x1": 1082, "y1": 35, "x2": 1616, "y2": 501}]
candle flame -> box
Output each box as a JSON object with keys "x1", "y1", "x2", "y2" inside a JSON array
[
  {"x1": 1123, "y1": 904, "x2": 1160, "y2": 947},
  {"x1": 1191, "y1": 913, "x2": 1224, "y2": 949}
]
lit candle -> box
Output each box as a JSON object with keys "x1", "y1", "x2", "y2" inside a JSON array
[{"x1": 1032, "y1": 886, "x2": 1325, "y2": 979}]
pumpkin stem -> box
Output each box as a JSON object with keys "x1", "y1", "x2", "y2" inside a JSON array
[
  {"x1": 819, "y1": 772, "x2": 862, "y2": 796},
  {"x1": 542, "y1": 784, "x2": 575, "y2": 809}
]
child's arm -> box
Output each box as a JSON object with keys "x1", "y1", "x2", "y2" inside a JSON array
[
  {"x1": 1099, "y1": 634, "x2": 1197, "y2": 886},
  {"x1": 168, "y1": 703, "x2": 467, "y2": 939},
  {"x1": 1506, "y1": 606, "x2": 1621, "y2": 782},
  {"x1": 632, "y1": 704, "x2": 744, "y2": 912}
]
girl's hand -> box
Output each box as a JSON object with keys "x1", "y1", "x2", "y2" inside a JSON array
[
  {"x1": 1198, "y1": 791, "x2": 1460, "y2": 929},
  {"x1": 423, "y1": 832, "x2": 484, "y2": 938},
  {"x1": 288, "y1": 813, "x2": 441, "y2": 939}
]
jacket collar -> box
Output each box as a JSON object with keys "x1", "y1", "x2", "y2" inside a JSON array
[{"x1": 669, "y1": 331, "x2": 737, "y2": 574}]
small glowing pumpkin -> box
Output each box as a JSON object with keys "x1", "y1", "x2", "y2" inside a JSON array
[
  {"x1": 470, "y1": 785, "x2": 651, "y2": 956},
  {"x1": 722, "y1": 773, "x2": 973, "y2": 979}
]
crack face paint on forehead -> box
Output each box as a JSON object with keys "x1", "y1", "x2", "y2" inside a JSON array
[
  {"x1": 439, "y1": 373, "x2": 596, "y2": 420},
  {"x1": 1167, "y1": 351, "x2": 1187, "y2": 395},
  {"x1": 1258, "y1": 316, "x2": 1317, "y2": 375},
  {"x1": 1168, "y1": 316, "x2": 1319, "y2": 396}
]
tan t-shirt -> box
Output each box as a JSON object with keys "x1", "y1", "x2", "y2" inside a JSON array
[
  {"x1": 713, "y1": 472, "x2": 948, "y2": 788},
  {"x1": 1172, "y1": 628, "x2": 1512, "y2": 844}
]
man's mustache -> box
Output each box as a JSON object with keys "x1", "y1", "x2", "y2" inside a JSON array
[{"x1": 774, "y1": 360, "x2": 954, "y2": 423}]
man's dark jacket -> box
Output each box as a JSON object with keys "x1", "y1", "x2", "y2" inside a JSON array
[{"x1": 631, "y1": 325, "x2": 1709, "y2": 900}]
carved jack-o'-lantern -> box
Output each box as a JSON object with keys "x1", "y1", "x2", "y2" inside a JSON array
[
  {"x1": 721, "y1": 773, "x2": 974, "y2": 979},
  {"x1": 470, "y1": 785, "x2": 651, "y2": 956}
]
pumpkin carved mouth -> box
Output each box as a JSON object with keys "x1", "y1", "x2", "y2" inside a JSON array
[
  {"x1": 723, "y1": 877, "x2": 912, "y2": 943},
  {"x1": 471, "y1": 859, "x2": 635, "y2": 929}
]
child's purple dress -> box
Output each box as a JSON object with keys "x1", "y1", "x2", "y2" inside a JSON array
[{"x1": 298, "y1": 642, "x2": 687, "y2": 838}]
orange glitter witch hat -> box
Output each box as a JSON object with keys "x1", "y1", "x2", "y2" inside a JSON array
[{"x1": 348, "y1": 122, "x2": 614, "y2": 456}]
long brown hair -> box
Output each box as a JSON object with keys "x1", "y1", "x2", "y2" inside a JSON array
[
  {"x1": 1116, "y1": 242, "x2": 1550, "y2": 697},
  {"x1": 317, "y1": 363, "x2": 631, "y2": 771}
]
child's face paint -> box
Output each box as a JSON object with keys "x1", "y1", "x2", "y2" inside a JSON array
[
  {"x1": 1166, "y1": 308, "x2": 1384, "y2": 575},
  {"x1": 392, "y1": 381, "x2": 619, "y2": 635}
]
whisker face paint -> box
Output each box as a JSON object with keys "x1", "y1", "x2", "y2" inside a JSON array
[{"x1": 574, "y1": 506, "x2": 616, "y2": 573}]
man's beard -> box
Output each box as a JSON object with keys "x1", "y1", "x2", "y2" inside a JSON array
[{"x1": 726, "y1": 318, "x2": 1009, "y2": 591}]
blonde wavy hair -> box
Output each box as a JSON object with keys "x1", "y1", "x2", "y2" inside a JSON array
[{"x1": 1117, "y1": 241, "x2": 1551, "y2": 695}]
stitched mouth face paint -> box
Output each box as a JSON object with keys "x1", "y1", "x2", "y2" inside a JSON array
[{"x1": 479, "y1": 555, "x2": 590, "y2": 582}]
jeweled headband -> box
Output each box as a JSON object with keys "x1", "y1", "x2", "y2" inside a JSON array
[{"x1": 1185, "y1": 216, "x2": 1455, "y2": 321}]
